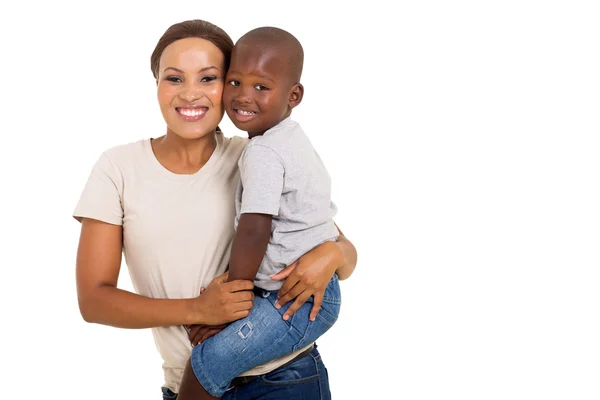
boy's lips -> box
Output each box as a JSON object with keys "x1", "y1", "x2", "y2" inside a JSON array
[
  {"x1": 176, "y1": 105, "x2": 208, "y2": 122},
  {"x1": 232, "y1": 107, "x2": 258, "y2": 123}
]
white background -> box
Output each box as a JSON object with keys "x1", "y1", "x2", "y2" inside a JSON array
[{"x1": 1, "y1": 1, "x2": 599, "y2": 399}]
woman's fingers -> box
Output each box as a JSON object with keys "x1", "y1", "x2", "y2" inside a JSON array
[
  {"x1": 233, "y1": 300, "x2": 254, "y2": 313},
  {"x1": 269, "y1": 263, "x2": 296, "y2": 281},
  {"x1": 309, "y1": 292, "x2": 324, "y2": 322},
  {"x1": 275, "y1": 283, "x2": 304, "y2": 309},
  {"x1": 231, "y1": 290, "x2": 254, "y2": 303},
  {"x1": 282, "y1": 291, "x2": 312, "y2": 320}
]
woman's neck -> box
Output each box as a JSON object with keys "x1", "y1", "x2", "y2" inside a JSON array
[{"x1": 151, "y1": 130, "x2": 218, "y2": 175}]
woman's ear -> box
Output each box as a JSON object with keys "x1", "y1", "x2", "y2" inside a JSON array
[{"x1": 288, "y1": 83, "x2": 304, "y2": 109}]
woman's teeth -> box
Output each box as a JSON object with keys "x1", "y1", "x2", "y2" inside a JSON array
[{"x1": 179, "y1": 108, "x2": 205, "y2": 117}]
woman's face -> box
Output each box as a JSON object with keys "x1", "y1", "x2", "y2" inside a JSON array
[{"x1": 157, "y1": 38, "x2": 226, "y2": 140}]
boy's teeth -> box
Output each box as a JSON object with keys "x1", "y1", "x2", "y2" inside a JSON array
[{"x1": 237, "y1": 110, "x2": 255, "y2": 115}]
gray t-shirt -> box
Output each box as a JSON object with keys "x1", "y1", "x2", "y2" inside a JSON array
[{"x1": 235, "y1": 117, "x2": 339, "y2": 290}]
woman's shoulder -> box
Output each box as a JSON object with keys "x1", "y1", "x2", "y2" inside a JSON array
[
  {"x1": 101, "y1": 138, "x2": 148, "y2": 161},
  {"x1": 220, "y1": 133, "x2": 248, "y2": 158}
]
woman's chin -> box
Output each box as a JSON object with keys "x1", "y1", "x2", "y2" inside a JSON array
[{"x1": 168, "y1": 125, "x2": 217, "y2": 141}]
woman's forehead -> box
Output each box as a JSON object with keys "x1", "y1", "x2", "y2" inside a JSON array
[{"x1": 159, "y1": 38, "x2": 225, "y2": 72}]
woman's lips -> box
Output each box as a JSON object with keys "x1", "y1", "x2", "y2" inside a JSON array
[{"x1": 176, "y1": 106, "x2": 207, "y2": 122}]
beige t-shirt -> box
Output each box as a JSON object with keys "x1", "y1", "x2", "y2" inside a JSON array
[{"x1": 73, "y1": 132, "x2": 311, "y2": 393}]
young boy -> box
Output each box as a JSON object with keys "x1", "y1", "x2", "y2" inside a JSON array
[{"x1": 178, "y1": 27, "x2": 342, "y2": 399}]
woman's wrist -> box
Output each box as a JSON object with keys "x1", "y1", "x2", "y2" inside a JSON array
[
  {"x1": 185, "y1": 297, "x2": 204, "y2": 326},
  {"x1": 324, "y1": 240, "x2": 345, "y2": 274},
  {"x1": 333, "y1": 234, "x2": 357, "y2": 280}
]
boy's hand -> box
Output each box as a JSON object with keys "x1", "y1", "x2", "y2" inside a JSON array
[
  {"x1": 270, "y1": 241, "x2": 340, "y2": 321},
  {"x1": 186, "y1": 323, "x2": 228, "y2": 346}
]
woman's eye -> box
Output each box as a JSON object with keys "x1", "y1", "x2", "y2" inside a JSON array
[
  {"x1": 255, "y1": 85, "x2": 269, "y2": 91},
  {"x1": 229, "y1": 80, "x2": 240, "y2": 87},
  {"x1": 166, "y1": 76, "x2": 182, "y2": 83},
  {"x1": 201, "y1": 75, "x2": 217, "y2": 83}
]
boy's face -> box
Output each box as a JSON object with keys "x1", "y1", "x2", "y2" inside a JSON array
[{"x1": 223, "y1": 44, "x2": 298, "y2": 137}]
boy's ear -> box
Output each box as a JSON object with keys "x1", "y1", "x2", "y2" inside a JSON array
[{"x1": 288, "y1": 83, "x2": 304, "y2": 109}]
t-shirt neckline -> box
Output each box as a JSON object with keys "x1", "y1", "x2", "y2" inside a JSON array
[{"x1": 143, "y1": 133, "x2": 223, "y2": 181}]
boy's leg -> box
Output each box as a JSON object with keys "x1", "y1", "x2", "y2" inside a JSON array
[
  {"x1": 177, "y1": 358, "x2": 218, "y2": 400},
  {"x1": 182, "y1": 276, "x2": 341, "y2": 398},
  {"x1": 187, "y1": 293, "x2": 299, "y2": 397},
  {"x1": 285, "y1": 274, "x2": 341, "y2": 352}
]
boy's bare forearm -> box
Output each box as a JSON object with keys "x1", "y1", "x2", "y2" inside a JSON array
[{"x1": 227, "y1": 213, "x2": 273, "y2": 283}]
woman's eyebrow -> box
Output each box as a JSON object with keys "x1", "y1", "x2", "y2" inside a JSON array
[{"x1": 162, "y1": 66, "x2": 220, "y2": 73}]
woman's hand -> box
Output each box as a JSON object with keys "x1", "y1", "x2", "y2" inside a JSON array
[
  {"x1": 188, "y1": 272, "x2": 254, "y2": 326},
  {"x1": 185, "y1": 272, "x2": 253, "y2": 346},
  {"x1": 270, "y1": 241, "x2": 342, "y2": 322}
]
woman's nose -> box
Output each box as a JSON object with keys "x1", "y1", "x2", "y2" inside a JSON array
[{"x1": 179, "y1": 83, "x2": 203, "y2": 102}]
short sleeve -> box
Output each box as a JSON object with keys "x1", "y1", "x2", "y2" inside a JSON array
[
  {"x1": 239, "y1": 144, "x2": 284, "y2": 216},
  {"x1": 329, "y1": 200, "x2": 338, "y2": 219},
  {"x1": 73, "y1": 153, "x2": 124, "y2": 225}
]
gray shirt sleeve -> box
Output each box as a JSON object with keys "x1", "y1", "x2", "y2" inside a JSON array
[{"x1": 239, "y1": 144, "x2": 284, "y2": 216}]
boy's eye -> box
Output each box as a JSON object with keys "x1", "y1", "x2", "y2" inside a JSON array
[
  {"x1": 254, "y1": 85, "x2": 269, "y2": 91},
  {"x1": 166, "y1": 76, "x2": 182, "y2": 83},
  {"x1": 201, "y1": 75, "x2": 217, "y2": 83},
  {"x1": 229, "y1": 80, "x2": 240, "y2": 87}
]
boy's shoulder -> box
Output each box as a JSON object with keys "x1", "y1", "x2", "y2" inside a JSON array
[{"x1": 250, "y1": 118, "x2": 306, "y2": 149}]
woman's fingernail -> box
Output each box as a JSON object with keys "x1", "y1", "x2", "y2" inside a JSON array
[
  {"x1": 275, "y1": 303, "x2": 281, "y2": 309},
  {"x1": 283, "y1": 314, "x2": 289, "y2": 320}
]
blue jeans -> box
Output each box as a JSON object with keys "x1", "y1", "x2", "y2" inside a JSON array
[
  {"x1": 161, "y1": 345, "x2": 331, "y2": 399},
  {"x1": 191, "y1": 275, "x2": 341, "y2": 397}
]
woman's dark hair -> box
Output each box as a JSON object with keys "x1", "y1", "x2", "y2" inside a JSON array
[{"x1": 150, "y1": 19, "x2": 233, "y2": 80}]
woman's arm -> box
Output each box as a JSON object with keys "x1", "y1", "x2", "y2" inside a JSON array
[
  {"x1": 76, "y1": 218, "x2": 254, "y2": 329},
  {"x1": 333, "y1": 223, "x2": 358, "y2": 280},
  {"x1": 270, "y1": 222, "x2": 357, "y2": 321}
]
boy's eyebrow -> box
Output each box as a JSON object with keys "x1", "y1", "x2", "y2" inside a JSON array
[
  {"x1": 228, "y1": 70, "x2": 276, "y2": 83},
  {"x1": 162, "y1": 66, "x2": 220, "y2": 74}
]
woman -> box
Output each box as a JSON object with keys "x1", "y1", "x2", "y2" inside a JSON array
[{"x1": 74, "y1": 19, "x2": 357, "y2": 399}]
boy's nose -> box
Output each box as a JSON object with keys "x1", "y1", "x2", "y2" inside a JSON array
[{"x1": 235, "y1": 93, "x2": 252, "y2": 104}]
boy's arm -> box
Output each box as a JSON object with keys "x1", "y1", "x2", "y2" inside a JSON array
[{"x1": 227, "y1": 213, "x2": 272, "y2": 282}]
